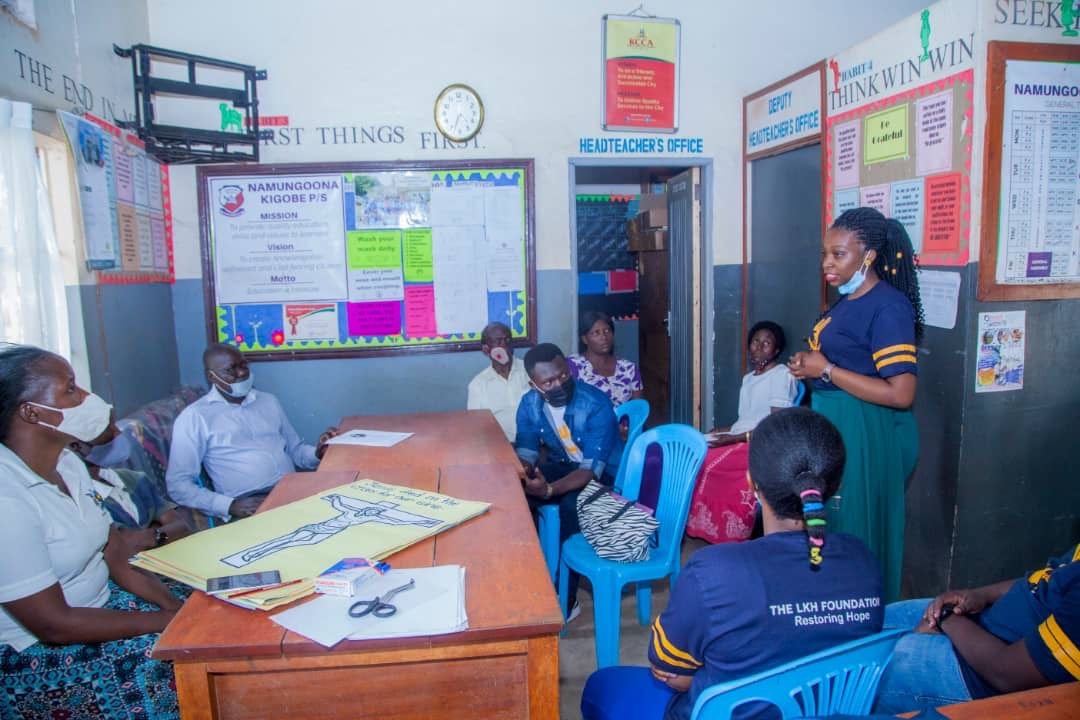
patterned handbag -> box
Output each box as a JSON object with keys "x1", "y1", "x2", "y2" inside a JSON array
[{"x1": 575, "y1": 479, "x2": 659, "y2": 562}]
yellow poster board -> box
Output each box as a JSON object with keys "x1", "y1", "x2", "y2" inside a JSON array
[
  {"x1": 863, "y1": 104, "x2": 909, "y2": 164},
  {"x1": 132, "y1": 480, "x2": 489, "y2": 609}
]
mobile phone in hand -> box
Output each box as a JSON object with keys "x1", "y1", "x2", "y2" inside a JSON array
[{"x1": 205, "y1": 570, "x2": 282, "y2": 594}]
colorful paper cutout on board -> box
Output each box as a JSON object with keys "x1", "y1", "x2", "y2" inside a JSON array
[
  {"x1": 916, "y1": 90, "x2": 953, "y2": 177},
  {"x1": 347, "y1": 301, "x2": 402, "y2": 337},
  {"x1": 404, "y1": 285, "x2": 437, "y2": 337},
  {"x1": 924, "y1": 173, "x2": 961, "y2": 253},
  {"x1": 833, "y1": 120, "x2": 861, "y2": 190},
  {"x1": 863, "y1": 104, "x2": 909, "y2": 165},
  {"x1": 859, "y1": 184, "x2": 891, "y2": 216},
  {"x1": 403, "y1": 228, "x2": 434, "y2": 282},
  {"x1": 890, "y1": 180, "x2": 925, "y2": 254}
]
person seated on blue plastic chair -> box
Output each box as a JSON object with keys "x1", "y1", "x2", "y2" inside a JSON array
[
  {"x1": 515, "y1": 342, "x2": 623, "y2": 619},
  {"x1": 70, "y1": 418, "x2": 193, "y2": 553},
  {"x1": 874, "y1": 544, "x2": 1080, "y2": 714},
  {"x1": 581, "y1": 407, "x2": 884, "y2": 720},
  {"x1": 167, "y1": 344, "x2": 338, "y2": 522}
]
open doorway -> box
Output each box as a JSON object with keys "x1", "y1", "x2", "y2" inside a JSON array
[{"x1": 569, "y1": 159, "x2": 712, "y2": 429}]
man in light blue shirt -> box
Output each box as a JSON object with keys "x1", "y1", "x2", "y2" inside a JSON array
[{"x1": 166, "y1": 344, "x2": 336, "y2": 519}]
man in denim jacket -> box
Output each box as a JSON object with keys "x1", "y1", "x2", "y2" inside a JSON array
[{"x1": 516, "y1": 343, "x2": 622, "y2": 618}]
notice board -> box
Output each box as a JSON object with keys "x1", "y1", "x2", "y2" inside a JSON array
[
  {"x1": 197, "y1": 160, "x2": 535, "y2": 359},
  {"x1": 979, "y1": 42, "x2": 1080, "y2": 301},
  {"x1": 825, "y1": 69, "x2": 974, "y2": 266},
  {"x1": 58, "y1": 111, "x2": 174, "y2": 283}
]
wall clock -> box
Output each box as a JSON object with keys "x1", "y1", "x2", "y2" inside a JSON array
[{"x1": 434, "y1": 83, "x2": 484, "y2": 142}]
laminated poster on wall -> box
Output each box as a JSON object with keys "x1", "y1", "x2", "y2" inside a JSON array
[
  {"x1": 57, "y1": 111, "x2": 173, "y2": 283},
  {"x1": 994, "y1": 60, "x2": 1080, "y2": 286},
  {"x1": 975, "y1": 310, "x2": 1025, "y2": 393}
]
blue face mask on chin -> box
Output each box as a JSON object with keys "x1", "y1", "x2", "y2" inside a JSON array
[{"x1": 838, "y1": 253, "x2": 872, "y2": 295}]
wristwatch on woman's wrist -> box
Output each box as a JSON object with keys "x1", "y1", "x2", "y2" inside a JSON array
[
  {"x1": 154, "y1": 528, "x2": 168, "y2": 547},
  {"x1": 938, "y1": 602, "x2": 958, "y2": 627},
  {"x1": 821, "y1": 363, "x2": 835, "y2": 384}
]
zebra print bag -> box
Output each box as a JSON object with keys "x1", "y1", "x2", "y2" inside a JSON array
[{"x1": 576, "y1": 480, "x2": 659, "y2": 562}]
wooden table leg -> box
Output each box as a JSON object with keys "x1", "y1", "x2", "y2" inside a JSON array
[
  {"x1": 175, "y1": 662, "x2": 215, "y2": 720},
  {"x1": 527, "y1": 634, "x2": 560, "y2": 720}
]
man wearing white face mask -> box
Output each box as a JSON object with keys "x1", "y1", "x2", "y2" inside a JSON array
[
  {"x1": 166, "y1": 344, "x2": 338, "y2": 520},
  {"x1": 466, "y1": 322, "x2": 531, "y2": 443}
]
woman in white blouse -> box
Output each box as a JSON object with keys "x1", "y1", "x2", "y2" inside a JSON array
[
  {"x1": 0, "y1": 344, "x2": 185, "y2": 719},
  {"x1": 686, "y1": 322, "x2": 799, "y2": 544}
]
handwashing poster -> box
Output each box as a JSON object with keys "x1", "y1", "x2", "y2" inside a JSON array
[{"x1": 975, "y1": 311, "x2": 1025, "y2": 393}]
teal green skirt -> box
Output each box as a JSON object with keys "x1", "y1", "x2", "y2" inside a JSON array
[{"x1": 811, "y1": 389, "x2": 918, "y2": 602}]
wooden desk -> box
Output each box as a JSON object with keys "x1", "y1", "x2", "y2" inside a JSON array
[
  {"x1": 318, "y1": 410, "x2": 521, "y2": 473},
  {"x1": 155, "y1": 412, "x2": 561, "y2": 719},
  {"x1": 899, "y1": 682, "x2": 1080, "y2": 718}
]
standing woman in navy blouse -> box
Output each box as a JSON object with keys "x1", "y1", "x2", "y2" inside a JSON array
[{"x1": 788, "y1": 207, "x2": 923, "y2": 602}]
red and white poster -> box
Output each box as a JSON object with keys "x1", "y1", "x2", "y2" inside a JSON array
[{"x1": 602, "y1": 15, "x2": 680, "y2": 133}]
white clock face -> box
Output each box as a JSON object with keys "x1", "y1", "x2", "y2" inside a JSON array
[{"x1": 435, "y1": 84, "x2": 483, "y2": 142}]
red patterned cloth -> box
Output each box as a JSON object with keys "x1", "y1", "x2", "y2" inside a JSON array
[{"x1": 685, "y1": 442, "x2": 757, "y2": 544}]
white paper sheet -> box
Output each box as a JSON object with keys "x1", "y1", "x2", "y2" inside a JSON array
[
  {"x1": 432, "y1": 225, "x2": 488, "y2": 334},
  {"x1": 916, "y1": 269, "x2": 961, "y2": 330},
  {"x1": 325, "y1": 429, "x2": 413, "y2": 447},
  {"x1": 270, "y1": 566, "x2": 466, "y2": 647}
]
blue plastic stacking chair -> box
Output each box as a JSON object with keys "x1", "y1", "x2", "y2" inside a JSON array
[
  {"x1": 792, "y1": 380, "x2": 806, "y2": 407},
  {"x1": 537, "y1": 399, "x2": 651, "y2": 582},
  {"x1": 690, "y1": 629, "x2": 905, "y2": 719},
  {"x1": 558, "y1": 424, "x2": 706, "y2": 668}
]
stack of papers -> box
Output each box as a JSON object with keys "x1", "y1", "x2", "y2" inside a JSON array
[
  {"x1": 271, "y1": 565, "x2": 468, "y2": 647},
  {"x1": 325, "y1": 429, "x2": 413, "y2": 447},
  {"x1": 129, "y1": 480, "x2": 488, "y2": 610}
]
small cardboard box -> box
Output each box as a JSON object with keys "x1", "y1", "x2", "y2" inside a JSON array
[
  {"x1": 638, "y1": 193, "x2": 667, "y2": 213},
  {"x1": 314, "y1": 558, "x2": 389, "y2": 597},
  {"x1": 627, "y1": 216, "x2": 667, "y2": 252},
  {"x1": 638, "y1": 207, "x2": 668, "y2": 229}
]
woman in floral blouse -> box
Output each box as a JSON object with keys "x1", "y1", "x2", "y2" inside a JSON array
[{"x1": 567, "y1": 311, "x2": 644, "y2": 408}]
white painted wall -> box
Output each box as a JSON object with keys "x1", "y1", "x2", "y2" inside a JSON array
[
  {"x1": 147, "y1": 0, "x2": 929, "y2": 275},
  {"x1": 1, "y1": 0, "x2": 149, "y2": 129}
]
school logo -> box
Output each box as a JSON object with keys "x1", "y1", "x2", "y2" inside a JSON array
[{"x1": 218, "y1": 185, "x2": 245, "y2": 216}]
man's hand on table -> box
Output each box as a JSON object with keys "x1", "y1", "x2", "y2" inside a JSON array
[
  {"x1": 229, "y1": 496, "x2": 263, "y2": 518},
  {"x1": 315, "y1": 426, "x2": 339, "y2": 459}
]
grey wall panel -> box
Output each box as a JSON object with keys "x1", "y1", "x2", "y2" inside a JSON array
[
  {"x1": 949, "y1": 282, "x2": 1080, "y2": 588},
  {"x1": 712, "y1": 264, "x2": 743, "y2": 427},
  {"x1": 79, "y1": 283, "x2": 180, "y2": 416}
]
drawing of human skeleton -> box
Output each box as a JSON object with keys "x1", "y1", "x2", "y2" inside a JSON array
[{"x1": 220, "y1": 493, "x2": 441, "y2": 568}]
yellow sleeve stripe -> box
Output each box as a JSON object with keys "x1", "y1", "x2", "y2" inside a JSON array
[
  {"x1": 873, "y1": 344, "x2": 917, "y2": 360},
  {"x1": 1038, "y1": 615, "x2": 1080, "y2": 680},
  {"x1": 1071, "y1": 544, "x2": 1080, "y2": 562},
  {"x1": 876, "y1": 354, "x2": 918, "y2": 370},
  {"x1": 651, "y1": 618, "x2": 702, "y2": 669}
]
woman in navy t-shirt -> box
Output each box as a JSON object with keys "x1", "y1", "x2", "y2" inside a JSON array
[
  {"x1": 581, "y1": 408, "x2": 884, "y2": 720},
  {"x1": 788, "y1": 207, "x2": 923, "y2": 603}
]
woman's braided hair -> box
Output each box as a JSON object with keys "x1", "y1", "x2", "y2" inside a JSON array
[
  {"x1": 832, "y1": 207, "x2": 925, "y2": 342},
  {"x1": 748, "y1": 407, "x2": 845, "y2": 569}
]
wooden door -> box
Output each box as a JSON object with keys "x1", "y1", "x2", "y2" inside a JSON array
[
  {"x1": 667, "y1": 168, "x2": 703, "y2": 427},
  {"x1": 638, "y1": 249, "x2": 670, "y2": 426}
]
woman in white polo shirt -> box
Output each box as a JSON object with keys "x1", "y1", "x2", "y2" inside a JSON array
[{"x1": 0, "y1": 344, "x2": 186, "y2": 719}]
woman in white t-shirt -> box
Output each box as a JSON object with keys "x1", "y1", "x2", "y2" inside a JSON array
[
  {"x1": 686, "y1": 322, "x2": 799, "y2": 544},
  {"x1": 0, "y1": 344, "x2": 186, "y2": 719}
]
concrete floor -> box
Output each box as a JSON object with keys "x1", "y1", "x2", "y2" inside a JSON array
[{"x1": 556, "y1": 536, "x2": 707, "y2": 719}]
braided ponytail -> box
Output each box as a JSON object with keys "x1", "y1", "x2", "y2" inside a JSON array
[{"x1": 796, "y1": 471, "x2": 828, "y2": 570}]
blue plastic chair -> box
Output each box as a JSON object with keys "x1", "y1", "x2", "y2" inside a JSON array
[
  {"x1": 690, "y1": 629, "x2": 905, "y2": 719},
  {"x1": 537, "y1": 399, "x2": 651, "y2": 582},
  {"x1": 792, "y1": 380, "x2": 806, "y2": 407},
  {"x1": 613, "y1": 398, "x2": 650, "y2": 492},
  {"x1": 558, "y1": 424, "x2": 707, "y2": 668}
]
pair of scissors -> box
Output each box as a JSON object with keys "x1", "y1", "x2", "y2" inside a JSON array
[{"x1": 348, "y1": 579, "x2": 415, "y2": 618}]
